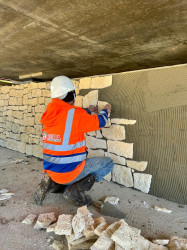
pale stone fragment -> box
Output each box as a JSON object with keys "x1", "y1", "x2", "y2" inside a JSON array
[
  {"x1": 103, "y1": 172, "x2": 111, "y2": 182},
  {"x1": 152, "y1": 239, "x2": 169, "y2": 245},
  {"x1": 133, "y1": 173, "x2": 152, "y2": 193},
  {"x1": 126, "y1": 160, "x2": 148, "y2": 171},
  {"x1": 83, "y1": 90, "x2": 98, "y2": 108},
  {"x1": 168, "y1": 236, "x2": 187, "y2": 250},
  {"x1": 91, "y1": 75, "x2": 112, "y2": 89},
  {"x1": 55, "y1": 214, "x2": 73, "y2": 235},
  {"x1": 107, "y1": 140, "x2": 133, "y2": 158},
  {"x1": 88, "y1": 149, "x2": 105, "y2": 158},
  {"x1": 74, "y1": 96, "x2": 83, "y2": 107},
  {"x1": 105, "y1": 152, "x2": 126, "y2": 166},
  {"x1": 94, "y1": 217, "x2": 106, "y2": 228},
  {"x1": 94, "y1": 221, "x2": 109, "y2": 236},
  {"x1": 102, "y1": 125, "x2": 125, "y2": 141},
  {"x1": 91, "y1": 220, "x2": 123, "y2": 250},
  {"x1": 86, "y1": 136, "x2": 107, "y2": 149},
  {"x1": 28, "y1": 82, "x2": 38, "y2": 89},
  {"x1": 149, "y1": 242, "x2": 168, "y2": 249},
  {"x1": 0, "y1": 189, "x2": 9, "y2": 194},
  {"x1": 115, "y1": 243, "x2": 124, "y2": 250},
  {"x1": 96, "y1": 130, "x2": 103, "y2": 138},
  {"x1": 104, "y1": 197, "x2": 120, "y2": 205},
  {"x1": 154, "y1": 206, "x2": 172, "y2": 214},
  {"x1": 79, "y1": 77, "x2": 91, "y2": 89},
  {"x1": 111, "y1": 118, "x2": 136, "y2": 125},
  {"x1": 51, "y1": 240, "x2": 64, "y2": 250},
  {"x1": 112, "y1": 165, "x2": 133, "y2": 188},
  {"x1": 72, "y1": 213, "x2": 86, "y2": 237},
  {"x1": 34, "y1": 212, "x2": 56, "y2": 229},
  {"x1": 46, "y1": 222, "x2": 57, "y2": 233},
  {"x1": 70, "y1": 235, "x2": 98, "y2": 246},
  {"x1": 98, "y1": 101, "x2": 109, "y2": 112},
  {"x1": 22, "y1": 214, "x2": 37, "y2": 225},
  {"x1": 87, "y1": 131, "x2": 96, "y2": 136}
]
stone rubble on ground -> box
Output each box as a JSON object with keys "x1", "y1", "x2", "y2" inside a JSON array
[
  {"x1": 154, "y1": 206, "x2": 172, "y2": 214},
  {"x1": 104, "y1": 196, "x2": 120, "y2": 205},
  {"x1": 0, "y1": 189, "x2": 15, "y2": 201},
  {"x1": 0, "y1": 189, "x2": 9, "y2": 194},
  {"x1": 34, "y1": 212, "x2": 56, "y2": 229},
  {"x1": 22, "y1": 214, "x2": 37, "y2": 225},
  {"x1": 22, "y1": 205, "x2": 186, "y2": 250}
]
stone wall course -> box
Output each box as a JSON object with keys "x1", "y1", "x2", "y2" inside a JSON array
[
  {"x1": 126, "y1": 160, "x2": 148, "y2": 172},
  {"x1": 105, "y1": 152, "x2": 126, "y2": 165},
  {"x1": 102, "y1": 125, "x2": 125, "y2": 141},
  {"x1": 112, "y1": 165, "x2": 133, "y2": 187},
  {"x1": 107, "y1": 140, "x2": 133, "y2": 158},
  {"x1": 91, "y1": 75, "x2": 112, "y2": 89},
  {"x1": 133, "y1": 173, "x2": 152, "y2": 193},
  {"x1": 79, "y1": 77, "x2": 91, "y2": 89},
  {"x1": 83, "y1": 90, "x2": 98, "y2": 108},
  {"x1": 88, "y1": 149, "x2": 105, "y2": 158},
  {"x1": 86, "y1": 136, "x2": 107, "y2": 149},
  {"x1": 111, "y1": 118, "x2": 136, "y2": 125}
]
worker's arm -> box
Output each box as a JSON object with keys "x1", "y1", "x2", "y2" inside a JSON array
[{"x1": 79, "y1": 104, "x2": 111, "y2": 133}]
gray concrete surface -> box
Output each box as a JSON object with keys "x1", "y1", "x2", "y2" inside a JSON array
[
  {"x1": 0, "y1": 0, "x2": 186, "y2": 81},
  {"x1": 0, "y1": 147, "x2": 186, "y2": 250}
]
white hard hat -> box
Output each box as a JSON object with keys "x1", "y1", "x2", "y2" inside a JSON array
[{"x1": 50, "y1": 76, "x2": 76, "y2": 99}]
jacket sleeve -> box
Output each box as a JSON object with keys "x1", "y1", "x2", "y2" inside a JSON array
[{"x1": 79, "y1": 108, "x2": 109, "y2": 133}]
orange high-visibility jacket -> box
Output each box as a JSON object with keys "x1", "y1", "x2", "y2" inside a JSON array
[{"x1": 41, "y1": 98, "x2": 108, "y2": 184}]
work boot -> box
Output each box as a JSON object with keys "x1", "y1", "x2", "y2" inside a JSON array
[
  {"x1": 49, "y1": 180, "x2": 67, "y2": 193},
  {"x1": 33, "y1": 173, "x2": 52, "y2": 205},
  {"x1": 63, "y1": 174, "x2": 95, "y2": 206}
]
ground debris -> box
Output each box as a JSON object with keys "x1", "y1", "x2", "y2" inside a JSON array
[
  {"x1": 22, "y1": 214, "x2": 37, "y2": 225},
  {"x1": 154, "y1": 206, "x2": 172, "y2": 214},
  {"x1": 104, "y1": 196, "x2": 120, "y2": 205},
  {"x1": 34, "y1": 212, "x2": 56, "y2": 229},
  {"x1": 152, "y1": 239, "x2": 169, "y2": 245},
  {"x1": 168, "y1": 236, "x2": 187, "y2": 249},
  {"x1": 51, "y1": 240, "x2": 64, "y2": 250}
]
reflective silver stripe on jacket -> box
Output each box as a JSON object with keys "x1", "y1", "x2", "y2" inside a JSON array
[
  {"x1": 43, "y1": 153, "x2": 86, "y2": 164},
  {"x1": 43, "y1": 140, "x2": 86, "y2": 152},
  {"x1": 62, "y1": 108, "x2": 75, "y2": 146}
]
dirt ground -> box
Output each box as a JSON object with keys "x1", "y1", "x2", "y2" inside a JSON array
[{"x1": 0, "y1": 147, "x2": 186, "y2": 250}]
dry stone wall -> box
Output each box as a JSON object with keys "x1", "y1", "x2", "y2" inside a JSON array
[{"x1": 0, "y1": 74, "x2": 151, "y2": 194}]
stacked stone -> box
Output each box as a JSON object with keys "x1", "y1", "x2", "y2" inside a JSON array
[
  {"x1": 74, "y1": 75, "x2": 152, "y2": 194},
  {"x1": 0, "y1": 82, "x2": 51, "y2": 159}
]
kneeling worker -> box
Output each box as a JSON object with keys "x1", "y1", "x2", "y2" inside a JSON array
[{"x1": 34, "y1": 76, "x2": 114, "y2": 206}]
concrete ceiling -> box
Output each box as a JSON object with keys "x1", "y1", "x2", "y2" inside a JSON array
[{"x1": 0, "y1": 0, "x2": 186, "y2": 81}]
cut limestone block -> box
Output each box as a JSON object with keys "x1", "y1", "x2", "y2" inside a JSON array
[
  {"x1": 72, "y1": 213, "x2": 86, "y2": 238},
  {"x1": 112, "y1": 165, "x2": 133, "y2": 188},
  {"x1": 105, "y1": 118, "x2": 111, "y2": 128},
  {"x1": 105, "y1": 152, "x2": 126, "y2": 166},
  {"x1": 34, "y1": 212, "x2": 56, "y2": 229},
  {"x1": 102, "y1": 125, "x2": 125, "y2": 141},
  {"x1": 55, "y1": 214, "x2": 73, "y2": 235},
  {"x1": 74, "y1": 96, "x2": 83, "y2": 107},
  {"x1": 86, "y1": 136, "x2": 107, "y2": 149},
  {"x1": 168, "y1": 236, "x2": 187, "y2": 250},
  {"x1": 133, "y1": 173, "x2": 152, "y2": 193},
  {"x1": 154, "y1": 206, "x2": 172, "y2": 214},
  {"x1": 79, "y1": 77, "x2": 91, "y2": 89},
  {"x1": 22, "y1": 214, "x2": 37, "y2": 225},
  {"x1": 96, "y1": 130, "x2": 103, "y2": 139},
  {"x1": 87, "y1": 131, "x2": 96, "y2": 136},
  {"x1": 152, "y1": 239, "x2": 169, "y2": 245},
  {"x1": 88, "y1": 149, "x2": 105, "y2": 158},
  {"x1": 94, "y1": 217, "x2": 106, "y2": 228},
  {"x1": 126, "y1": 160, "x2": 148, "y2": 172},
  {"x1": 46, "y1": 222, "x2": 57, "y2": 233},
  {"x1": 83, "y1": 90, "x2": 98, "y2": 108},
  {"x1": 91, "y1": 75, "x2": 112, "y2": 89},
  {"x1": 103, "y1": 172, "x2": 111, "y2": 182},
  {"x1": 107, "y1": 140, "x2": 133, "y2": 158},
  {"x1": 51, "y1": 240, "x2": 64, "y2": 250},
  {"x1": 104, "y1": 197, "x2": 120, "y2": 205},
  {"x1": 115, "y1": 243, "x2": 124, "y2": 250},
  {"x1": 91, "y1": 220, "x2": 123, "y2": 250},
  {"x1": 111, "y1": 118, "x2": 136, "y2": 125},
  {"x1": 98, "y1": 101, "x2": 109, "y2": 112},
  {"x1": 94, "y1": 221, "x2": 109, "y2": 236}
]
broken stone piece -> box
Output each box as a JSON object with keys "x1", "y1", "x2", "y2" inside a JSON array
[
  {"x1": 55, "y1": 214, "x2": 73, "y2": 235},
  {"x1": 152, "y1": 239, "x2": 169, "y2": 245},
  {"x1": 102, "y1": 125, "x2": 125, "y2": 141},
  {"x1": 94, "y1": 217, "x2": 106, "y2": 228},
  {"x1": 126, "y1": 160, "x2": 148, "y2": 172},
  {"x1": 111, "y1": 118, "x2": 136, "y2": 125},
  {"x1": 1, "y1": 193, "x2": 15, "y2": 196},
  {"x1": 112, "y1": 165, "x2": 133, "y2": 188},
  {"x1": 133, "y1": 173, "x2": 152, "y2": 193},
  {"x1": 22, "y1": 214, "x2": 37, "y2": 225},
  {"x1": 103, "y1": 172, "x2": 111, "y2": 182},
  {"x1": 34, "y1": 212, "x2": 56, "y2": 229},
  {"x1": 0, "y1": 195, "x2": 12, "y2": 201},
  {"x1": 94, "y1": 221, "x2": 109, "y2": 236},
  {"x1": 168, "y1": 236, "x2": 187, "y2": 250},
  {"x1": 104, "y1": 197, "x2": 120, "y2": 205},
  {"x1": 72, "y1": 213, "x2": 86, "y2": 237},
  {"x1": 107, "y1": 140, "x2": 133, "y2": 158},
  {"x1": 154, "y1": 206, "x2": 172, "y2": 213},
  {"x1": 83, "y1": 90, "x2": 98, "y2": 108},
  {"x1": 46, "y1": 222, "x2": 57, "y2": 233},
  {"x1": 115, "y1": 243, "x2": 124, "y2": 250},
  {"x1": 0, "y1": 189, "x2": 9, "y2": 194},
  {"x1": 51, "y1": 240, "x2": 64, "y2": 250}
]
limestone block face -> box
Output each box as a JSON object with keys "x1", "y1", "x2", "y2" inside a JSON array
[
  {"x1": 17, "y1": 141, "x2": 26, "y2": 154},
  {"x1": 32, "y1": 144, "x2": 43, "y2": 158},
  {"x1": 105, "y1": 152, "x2": 126, "y2": 166},
  {"x1": 26, "y1": 126, "x2": 36, "y2": 134},
  {"x1": 102, "y1": 125, "x2": 125, "y2": 141},
  {"x1": 96, "y1": 130, "x2": 103, "y2": 139},
  {"x1": 87, "y1": 131, "x2": 96, "y2": 136},
  {"x1": 29, "y1": 135, "x2": 40, "y2": 144},
  {"x1": 11, "y1": 123, "x2": 20, "y2": 133},
  {"x1": 83, "y1": 90, "x2": 98, "y2": 108},
  {"x1": 74, "y1": 96, "x2": 83, "y2": 107},
  {"x1": 38, "y1": 97, "x2": 45, "y2": 104},
  {"x1": 55, "y1": 214, "x2": 73, "y2": 235},
  {"x1": 111, "y1": 118, "x2": 136, "y2": 125},
  {"x1": 35, "y1": 105, "x2": 45, "y2": 113},
  {"x1": 107, "y1": 140, "x2": 133, "y2": 158},
  {"x1": 32, "y1": 89, "x2": 42, "y2": 98},
  {"x1": 13, "y1": 111, "x2": 23, "y2": 120},
  {"x1": 1, "y1": 86, "x2": 10, "y2": 94},
  {"x1": 26, "y1": 144, "x2": 33, "y2": 155},
  {"x1": 86, "y1": 136, "x2": 107, "y2": 149},
  {"x1": 42, "y1": 89, "x2": 50, "y2": 97},
  {"x1": 91, "y1": 75, "x2": 112, "y2": 89},
  {"x1": 35, "y1": 113, "x2": 43, "y2": 124},
  {"x1": 23, "y1": 95, "x2": 29, "y2": 105},
  {"x1": 29, "y1": 82, "x2": 38, "y2": 89},
  {"x1": 79, "y1": 77, "x2": 91, "y2": 89},
  {"x1": 133, "y1": 173, "x2": 152, "y2": 193},
  {"x1": 38, "y1": 82, "x2": 47, "y2": 89},
  {"x1": 34, "y1": 212, "x2": 56, "y2": 229},
  {"x1": 29, "y1": 98, "x2": 38, "y2": 106},
  {"x1": 45, "y1": 98, "x2": 51, "y2": 106},
  {"x1": 35, "y1": 124, "x2": 42, "y2": 134},
  {"x1": 126, "y1": 160, "x2": 148, "y2": 171},
  {"x1": 87, "y1": 149, "x2": 105, "y2": 158},
  {"x1": 15, "y1": 90, "x2": 23, "y2": 98},
  {"x1": 103, "y1": 172, "x2": 111, "y2": 182},
  {"x1": 0, "y1": 100, "x2": 4, "y2": 106},
  {"x1": 112, "y1": 165, "x2": 133, "y2": 187},
  {"x1": 9, "y1": 89, "x2": 15, "y2": 97},
  {"x1": 9, "y1": 132, "x2": 21, "y2": 141},
  {"x1": 98, "y1": 101, "x2": 109, "y2": 112}
]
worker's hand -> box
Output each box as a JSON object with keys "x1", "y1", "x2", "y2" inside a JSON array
[
  {"x1": 104, "y1": 104, "x2": 112, "y2": 113},
  {"x1": 88, "y1": 105, "x2": 98, "y2": 113}
]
